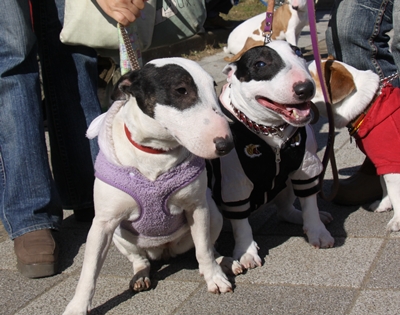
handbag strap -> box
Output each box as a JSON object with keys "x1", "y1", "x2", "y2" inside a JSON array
[{"x1": 117, "y1": 23, "x2": 142, "y2": 74}]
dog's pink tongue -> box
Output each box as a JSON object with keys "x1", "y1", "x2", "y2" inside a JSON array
[{"x1": 286, "y1": 103, "x2": 311, "y2": 118}]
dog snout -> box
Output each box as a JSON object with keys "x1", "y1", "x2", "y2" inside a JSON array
[
  {"x1": 293, "y1": 80, "x2": 314, "y2": 101},
  {"x1": 214, "y1": 136, "x2": 234, "y2": 156}
]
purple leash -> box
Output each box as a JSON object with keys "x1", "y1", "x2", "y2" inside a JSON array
[
  {"x1": 307, "y1": 0, "x2": 339, "y2": 201},
  {"x1": 263, "y1": 0, "x2": 275, "y2": 44},
  {"x1": 307, "y1": 1, "x2": 329, "y2": 103}
]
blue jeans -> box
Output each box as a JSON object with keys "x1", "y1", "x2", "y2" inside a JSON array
[
  {"x1": 326, "y1": 0, "x2": 400, "y2": 87},
  {"x1": 0, "y1": 0, "x2": 102, "y2": 239}
]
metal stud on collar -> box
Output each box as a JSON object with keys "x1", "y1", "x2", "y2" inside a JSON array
[{"x1": 231, "y1": 103, "x2": 287, "y2": 138}]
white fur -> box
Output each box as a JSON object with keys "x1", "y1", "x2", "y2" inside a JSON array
[
  {"x1": 224, "y1": 0, "x2": 308, "y2": 57},
  {"x1": 218, "y1": 41, "x2": 334, "y2": 269},
  {"x1": 63, "y1": 58, "x2": 241, "y2": 315},
  {"x1": 307, "y1": 60, "x2": 379, "y2": 128},
  {"x1": 223, "y1": 40, "x2": 316, "y2": 130},
  {"x1": 308, "y1": 59, "x2": 400, "y2": 232}
]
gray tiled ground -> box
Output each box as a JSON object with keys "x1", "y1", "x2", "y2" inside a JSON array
[
  {"x1": 2, "y1": 6, "x2": 400, "y2": 315},
  {"x1": 176, "y1": 284, "x2": 356, "y2": 315}
]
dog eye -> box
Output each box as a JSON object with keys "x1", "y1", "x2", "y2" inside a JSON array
[
  {"x1": 255, "y1": 61, "x2": 266, "y2": 68},
  {"x1": 176, "y1": 87, "x2": 188, "y2": 95},
  {"x1": 292, "y1": 47, "x2": 303, "y2": 57}
]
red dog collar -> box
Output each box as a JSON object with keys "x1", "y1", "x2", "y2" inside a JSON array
[{"x1": 124, "y1": 124, "x2": 169, "y2": 154}]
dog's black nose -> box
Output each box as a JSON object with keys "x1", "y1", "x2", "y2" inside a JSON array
[
  {"x1": 214, "y1": 137, "x2": 234, "y2": 156},
  {"x1": 293, "y1": 80, "x2": 315, "y2": 101}
]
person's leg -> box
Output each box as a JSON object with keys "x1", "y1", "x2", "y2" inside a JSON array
[
  {"x1": 33, "y1": 0, "x2": 102, "y2": 220},
  {"x1": 326, "y1": 0, "x2": 399, "y2": 85},
  {"x1": 391, "y1": 0, "x2": 400, "y2": 70},
  {"x1": 0, "y1": 0, "x2": 62, "y2": 277},
  {"x1": 325, "y1": 0, "x2": 397, "y2": 205}
]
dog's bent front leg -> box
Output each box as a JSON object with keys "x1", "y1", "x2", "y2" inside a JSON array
[
  {"x1": 63, "y1": 218, "x2": 118, "y2": 315},
  {"x1": 300, "y1": 195, "x2": 334, "y2": 248},
  {"x1": 230, "y1": 218, "x2": 262, "y2": 269},
  {"x1": 187, "y1": 204, "x2": 232, "y2": 293},
  {"x1": 112, "y1": 232, "x2": 152, "y2": 292}
]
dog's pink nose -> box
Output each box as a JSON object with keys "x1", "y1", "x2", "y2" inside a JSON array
[
  {"x1": 214, "y1": 136, "x2": 234, "y2": 156},
  {"x1": 293, "y1": 81, "x2": 314, "y2": 101}
]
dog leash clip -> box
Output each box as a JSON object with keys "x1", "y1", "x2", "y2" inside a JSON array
[
  {"x1": 263, "y1": 1, "x2": 274, "y2": 44},
  {"x1": 264, "y1": 33, "x2": 272, "y2": 45}
]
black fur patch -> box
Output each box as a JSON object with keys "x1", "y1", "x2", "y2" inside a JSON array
[
  {"x1": 234, "y1": 46, "x2": 285, "y2": 82},
  {"x1": 114, "y1": 63, "x2": 200, "y2": 118}
]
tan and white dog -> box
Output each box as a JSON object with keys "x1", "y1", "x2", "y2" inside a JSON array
[
  {"x1": 224, "y1": 0, "x2": 309, "y2": 62},
  {"x1": 308, "y1": 58, "x2": 400, "y2": 232},
  {"x1": 63, "y1": 58, "x2": 241, "y2": 315},
  {"x1": 209, "y1": 41, "x2": 334, "y2": 269}
]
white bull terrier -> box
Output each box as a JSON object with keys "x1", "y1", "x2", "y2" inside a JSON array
[
  {"x1": 224, "y1": 0, "x2": 309, "y2": 62},
  {"x1": 309, "y1": 58, "x2": 400, "y2": 232},
  {"x1": 63, "y1": 58, "x2": 242, "y2": 315},
  {"x1": 209, "y1": 41, "x2": 334, "y2": 269}
]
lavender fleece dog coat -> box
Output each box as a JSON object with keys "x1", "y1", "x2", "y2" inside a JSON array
[{"x1": 94, "y1": 151, "x2": 205, "y2": 247}]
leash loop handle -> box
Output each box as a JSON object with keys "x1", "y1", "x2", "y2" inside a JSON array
[{"x1": 117, "y1": 23, "x2": 142, "y2": 74}]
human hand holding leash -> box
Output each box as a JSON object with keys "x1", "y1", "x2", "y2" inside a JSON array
[{"x1": 97, "y1": 0, "x2": 146, "y2": 25}]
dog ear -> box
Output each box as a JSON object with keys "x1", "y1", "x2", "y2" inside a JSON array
[
  {"x1": 224, "y1": 38, "x2": 264, "y2": 62},
  {"x1": 111, "y1": 72, "x2": 131, "y2": 101},
  {"x1": 324, "y1": 60, "x2": 356, "y2": 104},
  {"x1": 224, "y1": 52, "x2": 244, "y2": 63},
  {"x1": 222, "y1": 64, "x2": 237, "y2": 83},
  {"x1": 111, "y1": 71, "x2": 142, "y2": 101}
]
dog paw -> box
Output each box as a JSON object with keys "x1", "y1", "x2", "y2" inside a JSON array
[
  {"x1": 319, "y1": 211, "x2": 333, "y2": 224},
  {"x1": 130, "y1": 276, "x2": 151, "y2": 292},
  {"x1": 62, "y1": 309, "x2": 87, "y2": 315},
  {"x1": 304, "y1": 225, "x2": 334, "y2": 249},
  {"x1": 216, "y1": 256, "x2": 243, "y2": 276},
  {"x1": 387, "y1": 216, "x2": 400, "y2": 232},
  {"x1": 63, "y1": 300, "x2": 89, "y2": 315},
  {"x1": 205, "y1": 270, "x2": 233, "y2": 294},
  {"x1": 233, "y1": 240, "x2": 262, "y2": 269},
  {"x1": 239, "y1": 252, "x2": 262, "y2": 269},
  {"x1": 370, "y1": 199, "x2": 393, "y2": 213}
]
